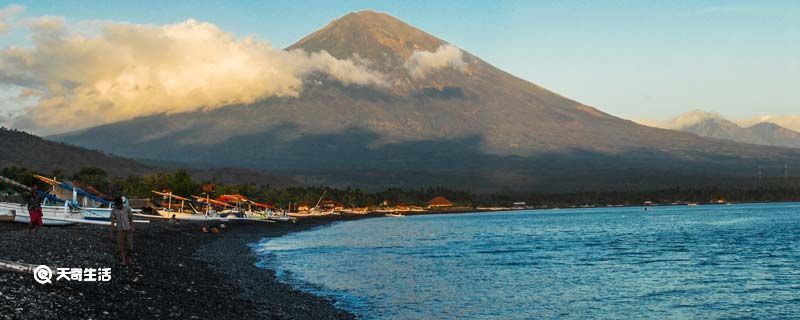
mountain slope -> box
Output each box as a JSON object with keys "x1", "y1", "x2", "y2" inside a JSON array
[
  {"x1": 51, "y1": 11, "x2": 800, "y2": 192},
  {"x1": 1, "y1": 128, "x2": 298, "y2": 187},
  {"x1": 1, "y1": 128, "x2": 153, "y2": 176},
  {"x1": 671, "y1": 110, "x2": 800, "y2": 149}
]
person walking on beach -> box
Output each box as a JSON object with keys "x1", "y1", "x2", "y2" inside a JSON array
[
  {"x1": 109, "y1": 197, "x2": 135, "y2": 265},
  {"x1": 26, "y1": 184, "x2": 43, "y2": 236}
]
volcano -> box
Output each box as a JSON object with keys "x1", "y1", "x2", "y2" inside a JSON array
[{"x1": 52, "y1": 11, "x2": 800, "y2": 192}]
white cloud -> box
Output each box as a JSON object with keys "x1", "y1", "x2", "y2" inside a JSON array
[
  {"x1": 667, "y1": 109, "x2": 725, "y2": 129},
  {"x1": 1, "y1": 17, "x2": 387, "y2": 134},
  {"x1": 404, "y1": 44, "x2": 467, "y2": 79},
  {"x1": 0, "y1": 4, "x2": 25, "y2": 34}
]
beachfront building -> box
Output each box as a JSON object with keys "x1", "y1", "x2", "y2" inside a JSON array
[
  {"x1": 427, "y1": 196, "x2": 454, "y2": 209},
  {"x1": 320, "y1": 199, "x2": 345, "y2": 211},
  {"x1": 295, "y1": 202, "x2": 311, "y2": 212}
]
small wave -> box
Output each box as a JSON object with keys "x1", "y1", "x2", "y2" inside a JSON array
[
  {"x1": 490, "y1": 261, "x2": 540, "y2": 267},
  {"x1": 635, "y1": 258, "x2": 692, "y2": 265},
  {"x1": 702, "y1": 217, "x2": 758, "y2": 226},
  {"x1": 475, "y1": 248, "x2": 533, "y2": 254}
]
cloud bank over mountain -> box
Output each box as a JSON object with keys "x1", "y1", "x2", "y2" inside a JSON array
[
  {"x1": 0, "y1": 8, "x2": 387, "y2": 134},
  {"x1": 404, "y1": 44, "x2": 467, "y2": 79}
]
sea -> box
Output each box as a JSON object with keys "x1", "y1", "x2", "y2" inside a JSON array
[{"x1": 253, "y1": 203, "x2": 800, "y2": 319}]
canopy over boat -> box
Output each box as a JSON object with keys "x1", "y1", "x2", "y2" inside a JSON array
[
  {"x1": 152, "y1": 190, "x2": 191, "y2": 202},
  {"x1": 152, "y1": 190, "x2": 191, "y2": 209},
  {"x1": 191, "y1": 195, "x2": 234, "y2": 208},
  {"x1": 1, "y1": 174, "x2": 68, "y2": 205},
  {"x1": 218, "y1": 194, "x2": 274, "y2": 209},
  {"x1": 33, "y1": 174, "x2": 111, "y2": 207}
]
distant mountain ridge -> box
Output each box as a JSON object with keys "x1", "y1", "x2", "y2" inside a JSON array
[
  {"x1": 1, "y1": 127, "x2": 152, "y2": 177},
  {"x1": 50, "y1": 11, "x2": 800, "y2": 192},
  {"x1": 1, "y1": 128, "x2": 298, "y2": 187},
  {"x1": 666, "y1": 110, "x2": 800, "y2": 149}
]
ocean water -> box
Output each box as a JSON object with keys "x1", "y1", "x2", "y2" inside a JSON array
[{"x1": 254, "y1": 204, "x2": 800, "y2": 319}]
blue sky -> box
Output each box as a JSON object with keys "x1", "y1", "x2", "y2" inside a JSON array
[{"x1": 1, "y1": 0, "x2": 798, "y2": 122}]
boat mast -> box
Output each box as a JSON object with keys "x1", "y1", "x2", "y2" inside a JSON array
[{"x1": 313, "y1": 190, "x2": 327, "y2": 211}]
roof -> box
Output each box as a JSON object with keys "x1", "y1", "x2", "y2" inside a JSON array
[
  {"x1": 428, "y1": 196, "x2": 453, "y2": 206},
  {"x1": 192, "y1": 195, "x2": 234, "y2": 208},
  {"x1": 152, "y1": 190, "x2": 190, "y2": 201},
  {"x1": 71, "y1": 181, "x2": 111, "y2": 200},
  {"x1": 217, "y1": 194, "x2": 275, "y2": 209},
  {"x1": 218, "y1": 194, "x2": 248, "y2": 203}
]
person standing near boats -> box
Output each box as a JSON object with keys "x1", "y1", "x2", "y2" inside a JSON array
[
  {"x1": 26, "y1": 184, "x2": 43, "y2": 236},
  {"x1": 109, "y1": 197, "x2": 135, "y2": 265}
]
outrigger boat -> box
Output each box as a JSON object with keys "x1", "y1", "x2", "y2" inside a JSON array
[
  {"x1": 143, "y1": 191, "x2": 224, "y2": 221},
  {"x1": 0, "y1": 201, "x2": 83, "y2": 226},
  {"x1": 192, "y1": 196, "x2": 275, "y2": 222},
  {"x1": 0, "y1": 175, "x2": 83, "y2": 226},
  {"x1": 0, "y1": 175, "x2": 149, "y2": 226},
  {"x1": 142, "y1": 191, "x2": 272, "y2": 223},
  {"x1": 31, "y1": 174, "x2": 144, "y2": 221},
  {"x1": 216, "y1": 194, "x2": 295, "y2": 222}
]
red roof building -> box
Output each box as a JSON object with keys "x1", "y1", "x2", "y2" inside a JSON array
[{"x1": 428, "y1": 196, "x2": 454, "y2": 208}]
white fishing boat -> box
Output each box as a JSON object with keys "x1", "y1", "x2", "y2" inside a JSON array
[
  {"x1": 0, "y1": 175, "x2": 153, "y2": 226},
  {"x1": 151, "y1": 191, "x2": 224, "y2": 221},
  {"x1": 0, "y1": 201, "x2": 83, "y2": 226},
  {"x1": 267, "y1": 210, "x2": 296, "y2": 222},
  {"x1": 385, "y1": 213, "x2": 405, "y2": 217}
]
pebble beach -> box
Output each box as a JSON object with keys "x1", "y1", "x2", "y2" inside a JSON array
[{"x1": 0, "y1": 219, "x2": 355, "y2": 320}]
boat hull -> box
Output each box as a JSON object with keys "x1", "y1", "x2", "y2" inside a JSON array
[
  {"x1": 157, "y1": 210, "x2": 228, "y2": 221},
  {"x1": 82, "y1": 207, "x2": 143, "y2": 221},
  {"x1": 0, "y1": 202, "x2": 82, "y2": 226}
]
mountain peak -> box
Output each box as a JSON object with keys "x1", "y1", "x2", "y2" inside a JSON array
[
  {"x1": 288, "y1": 10, "x2": 445, "y2": 70},
  {"x1": 667, "y1": 110, "x2": 800, "y2": 149},
  {"x1": 341, "y1": 9, "x2": 397, "y2": 21}
]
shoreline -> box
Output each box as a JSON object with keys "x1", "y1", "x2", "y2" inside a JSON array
[
  {"x1": 0, "y1": 210, "x2": 416, "y2": 319},
  {"x1": 195, "y1": 217, "x2": 360, "y2": 319},
  {"x1": 0, "y1": 217, "x2": 364, "y2": 319},
  {"x1": 4, "y1": 203, "x2": 788, "y2": 319}
]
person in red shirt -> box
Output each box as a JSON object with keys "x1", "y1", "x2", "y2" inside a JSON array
[{"x1": 27, "y1": 184, "x2": 44, "y2": 235}]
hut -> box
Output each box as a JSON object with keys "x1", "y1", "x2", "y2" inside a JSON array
[{"x1": 428, "y1": 196, "x2": 454, "y2": 208}]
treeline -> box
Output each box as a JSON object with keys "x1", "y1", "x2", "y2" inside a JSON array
[
  {"x1": 0, "y1": 166, "x2": 474, "y2": 208},
  {"x1": 2, "y1": 166, "x2": 799, "y2": 209}
]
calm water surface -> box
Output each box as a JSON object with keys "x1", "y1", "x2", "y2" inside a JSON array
[{"x1": 254, "y1": 203, "x2": 800, "y2": 319}]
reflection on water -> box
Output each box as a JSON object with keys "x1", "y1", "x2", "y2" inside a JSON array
[{"x1": 256, "y1": 203, "x2": 800, "y2": 319}]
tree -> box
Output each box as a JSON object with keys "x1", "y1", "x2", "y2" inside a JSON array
[
  {"x1": 73, "y1": 167, "x2": 110, "y2": 191},
  {"x1": 169, "y1": 169, "x2": 198, "y2": 197}
]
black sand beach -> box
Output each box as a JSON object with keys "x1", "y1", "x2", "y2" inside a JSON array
[{"x1": 0, "y1": 218, "x2": 356, "y2": 320}]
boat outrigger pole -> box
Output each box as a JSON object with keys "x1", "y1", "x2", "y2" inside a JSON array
[
  {"x1": 0, "y1": 175, "x2": 68, "y2": 205},
  {"x1": 312, "y1": 190, "x2": 327, "y2": 212},
  {"x1": 0, "y1": 175, "x2": 31, "y2": 192},
  {"x1": 152, "y1": 190, "x2": 190, "y2": 213}
]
